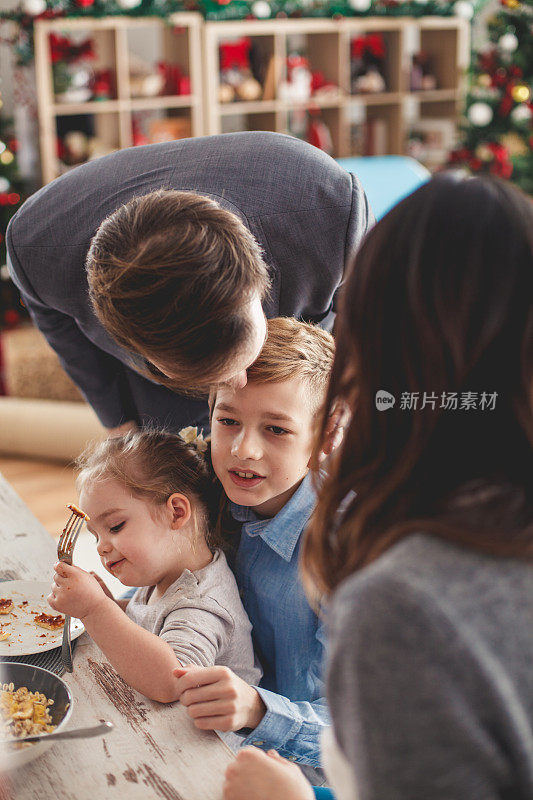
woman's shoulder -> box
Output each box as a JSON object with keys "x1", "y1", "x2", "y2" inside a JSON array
[
  {"x1": 333, "y1": 532, "x2": 532, "y2": 612},
  {"x1": 328, "y1": 532, "x2": 533, "y2": 678}
]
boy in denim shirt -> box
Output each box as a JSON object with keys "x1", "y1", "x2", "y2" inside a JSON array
[{"x1": 173, "y1": 317, "x2": 337, "y2": 775}]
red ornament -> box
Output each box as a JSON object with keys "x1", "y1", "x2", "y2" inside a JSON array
[
  {"x1": 493, "y1": 67, "x2": 508, "y2": 88},
  {"x1": 449, "y1": 146, "x2": 472, "y2": 163},
  {"x1": 49, "y1": 33, "x2": 94, "y2": 63},
  {"x1": 91, "y1": 69, "x2": 113, "y2": 100},
  {"x1": 499, "y1": 94, "x2": 513, "y2": 116},
  {"x1": 307, "y1": 108, "x2": 333, "y2": 155},
  {"x1": 4, "y1": 309, "x2": 20, "y2": 327},
  {"x1": 131, "y1": 120, "x2": 149, "y2": 147},
  {"x1": 157, "y1": 62, "x2": 191, "y2": 95},
  {"x1": 76, "y1": 0, "x2": 95, "y2": 7}
]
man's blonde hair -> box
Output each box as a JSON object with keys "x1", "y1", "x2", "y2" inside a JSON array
[{"x1": 211, "y1": 317, "x2": 335, "y2": 412}]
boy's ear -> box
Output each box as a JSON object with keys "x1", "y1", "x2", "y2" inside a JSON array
[{"x1": 166, "y1": 493, "x2": 192, "y2": 529}]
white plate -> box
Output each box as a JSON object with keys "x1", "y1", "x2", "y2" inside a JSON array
[{"x1": 0, "y1": 581, "x2": 84, "y2": 657}]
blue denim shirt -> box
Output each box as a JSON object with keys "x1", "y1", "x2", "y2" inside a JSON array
[{"x1": 230, "y1": 472, "x2": 329, "y2": 767}]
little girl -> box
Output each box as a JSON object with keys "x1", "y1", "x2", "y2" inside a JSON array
[{"x1": 48, "y1": 429, "x2": 261, "y2": 703}]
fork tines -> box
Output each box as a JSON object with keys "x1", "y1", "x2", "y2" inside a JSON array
[{"x1": 57, "y1": 504, "x2": 89, "y2": 561}]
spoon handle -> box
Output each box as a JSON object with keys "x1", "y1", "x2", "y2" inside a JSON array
[{"x1": 4, "y1": 720, "x2": 114, "y2": 745}]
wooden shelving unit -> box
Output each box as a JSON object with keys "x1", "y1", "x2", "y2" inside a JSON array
[
  {"x1": 203, "y1": 16, "x2": 469, "y2": 161},
  {"x1": 34, "y1": 14, "x2": 469, "y2": 182},
  {"x1": 34, "y1": 14, "x2": 203, "y2": 184}
]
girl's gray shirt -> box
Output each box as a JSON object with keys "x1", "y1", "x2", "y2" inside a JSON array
[
  {"x1": 327, "y1": 533, "x2": 533, "y2": 800},
  {"x1": 126, "y1": 548, "x2": 262, "y2": 687}
]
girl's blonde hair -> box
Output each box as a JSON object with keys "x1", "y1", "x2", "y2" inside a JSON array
[{"x1": 76, "y1": 429, "x2": 218, "y2": 546}]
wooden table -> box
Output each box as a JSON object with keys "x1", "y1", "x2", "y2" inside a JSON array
[{"x1": 0, "y1": 473, "x2": 234, "y2": 800}]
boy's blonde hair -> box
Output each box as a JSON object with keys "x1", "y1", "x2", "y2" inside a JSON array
[
  {"x1": 211, "y1": 317, "x2": 335, "y2": 412},
  {"x1": 76, "y1": 429, "x2": 217, "y2": 545}
]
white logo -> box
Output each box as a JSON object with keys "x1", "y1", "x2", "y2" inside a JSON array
[{"x1": 375, "y1": 390, "x2": 395, "y2": 410}]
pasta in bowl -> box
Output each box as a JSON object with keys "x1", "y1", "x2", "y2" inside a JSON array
[{"x1": 0, "y1": 662, "x2": 73, "y2": 769}]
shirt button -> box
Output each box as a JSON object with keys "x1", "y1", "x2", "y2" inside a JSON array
[
  {"x1": 252, "y1": 741, "x2": 265, "y2": 746},
  {"x1": 288, "y1": 756, "x2": 297, "y2": 761}
]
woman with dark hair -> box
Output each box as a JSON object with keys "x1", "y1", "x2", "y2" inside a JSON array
[{"x1": 222, "y1": 173, "x2": 533, "y2": 800}]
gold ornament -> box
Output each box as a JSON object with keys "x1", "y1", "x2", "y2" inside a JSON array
[
  {"x1": 477, "y1": 74, "x2": 492, "y2": 88},
  {"x1": 475, "y1": 144, "x2": 493, "y2": 161},
  {"x1": 500, "y1": 133, "x2": 528, "y2": 157},
  {"x1": 502, "y1": 0, "x2": 520, "y2": 8},
  {"x1": 511, "y1": 84, "x2": 531, "y2": 103},
  {"x1": 0, "y1": 150, "x2": 14, "y2": 165}
]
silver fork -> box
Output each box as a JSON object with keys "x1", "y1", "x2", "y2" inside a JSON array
[{"x1": 57, "y1": 504, "x2": 89, "y2": 673}]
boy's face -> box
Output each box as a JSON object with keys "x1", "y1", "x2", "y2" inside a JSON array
[{"x1": 211, "y1": 378, "x2": 317, "y2": 518}]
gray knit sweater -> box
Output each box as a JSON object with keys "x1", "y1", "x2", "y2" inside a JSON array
[{"x1": 326, "y1": 533, "x2": 533, "y2": 800}]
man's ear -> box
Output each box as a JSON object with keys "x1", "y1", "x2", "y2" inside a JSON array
[{"x1": 166, "y1": 493, "x2": 192, "y2": 529}]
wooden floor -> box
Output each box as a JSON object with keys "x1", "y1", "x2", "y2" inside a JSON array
[{"x1": 0, "y1": 456, "x2": 77, "y2": 538}]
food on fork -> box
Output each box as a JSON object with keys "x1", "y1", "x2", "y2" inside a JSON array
[
  {"x1": 67, "y1": 503, "x2": 90, "y2": 521},
  {"x1": 34, "y1": 613, "x2": 65, "y2": 631},
  {"x1": 0, "y1": 598, "x2": 14, "y2": 615}
]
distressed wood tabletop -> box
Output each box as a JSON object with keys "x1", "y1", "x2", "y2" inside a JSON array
[{"x1": 0, "y1": 472, "x2": 235, "y2": 800}]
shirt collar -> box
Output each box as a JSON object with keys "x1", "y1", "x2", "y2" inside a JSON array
[{"x1": 230, "y1": 472, "x2": 317, "y2": 562}]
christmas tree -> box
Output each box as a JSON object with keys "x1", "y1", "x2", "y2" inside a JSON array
[
  {"x1": 448, "y1": 0, "x2": 533, "y2": 194},
  {"x1": 0, "y1": 96, "x2": 26, "y2": 330}
]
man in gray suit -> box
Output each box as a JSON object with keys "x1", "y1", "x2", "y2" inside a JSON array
[{"x1": 7, "y1": 132, "x2": 372, "y2": 435}]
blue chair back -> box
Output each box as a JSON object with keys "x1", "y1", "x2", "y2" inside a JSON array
[{"x1": 336, "y1": 155, "x2": 430, "y2": 220}]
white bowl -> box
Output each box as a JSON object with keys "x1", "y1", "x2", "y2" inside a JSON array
[{"x1": 1, "y1": 662, "x2": 73, "y2": 770}]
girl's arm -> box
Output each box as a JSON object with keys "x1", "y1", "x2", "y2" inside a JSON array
[
  {"x1": 174, "y1": 618, "x2": 329, "y2": 767},
  {"x1": 49, "y1": 562, "x2": 181, "y2": 703},
  {"x1": 82, "y1": 598, "x2": 182, "y2": 702}
]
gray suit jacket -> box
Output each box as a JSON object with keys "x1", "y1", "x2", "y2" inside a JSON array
[{"x1": 7, "y1": 132, "x2": 373, "y2": 431}]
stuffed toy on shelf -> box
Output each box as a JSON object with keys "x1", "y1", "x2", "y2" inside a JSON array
[
  {"x1": 218, "y1": 37, "x2": 262, "y2": 103},
  {"x1": 351, "y1": 33, "x2": 387, "y2": 95}
]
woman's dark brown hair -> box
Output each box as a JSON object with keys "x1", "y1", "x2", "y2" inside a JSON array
[
  {"x1": 303, "y1": 173, "x2": 533, "y2": 595},
  {"x1": 86, "y1": 190, "x2": 270, "y2": 392}
]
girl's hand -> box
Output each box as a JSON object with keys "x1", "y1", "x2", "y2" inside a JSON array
[
  {"x1": 89, "y1": 572, "x2": 115, "y2": 599},
  {"x1": 223, "y1": 748, "x2": 315, "y2": 800},
  {"x1": 48, "y1": 562, "x2": 108, "y2": 621},
  {"x1": 173, "y1": 665, "x2": 266, "y2": 731}
]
